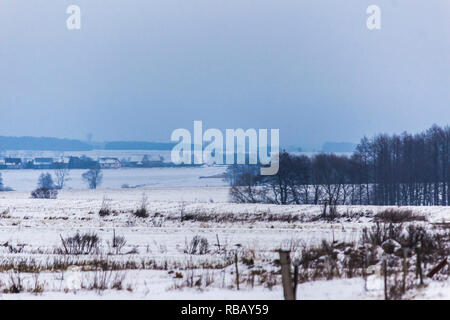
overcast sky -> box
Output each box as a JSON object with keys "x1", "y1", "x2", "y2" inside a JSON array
[{"x1": 0, "y1": 0, "x2": 449, "y2": 148}]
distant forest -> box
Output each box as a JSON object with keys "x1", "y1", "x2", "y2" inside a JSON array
[
  {"x1": 228, "y1": 124, "x2": 450, "y2": 207},
  {"x1": 0, "y1": 136, "x2": 92, "y2": 151},
  {"x1": 0, "y1": 136, "x2": 175, "y2": 151}
]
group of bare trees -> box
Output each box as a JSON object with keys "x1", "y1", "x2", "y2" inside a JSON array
[
  {"x1": 29, "y1": 166, "x2": 103, "y2": 199},
  {"x1": 53, "y1": 166, "x2": 103, "y2": 190},
  {"x1": 228, "y1": 124, "x2": 450, "y2": 206},
  {"x1": 227, "y1": 152, "x2": 355, "y2": 205},
  {"x1": 355, "y1": 124, "x2": 449, "y2": 206}
]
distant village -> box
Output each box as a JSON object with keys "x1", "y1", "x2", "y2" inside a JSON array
[{"x1": 0, "y1": 155, "x2": 173, "y2": 170}]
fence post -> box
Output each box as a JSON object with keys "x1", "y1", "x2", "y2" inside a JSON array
[
  {"x1": 60, "y1": 234, "x2": 68, "y2": 254},
  {"x1": 402, "y1": 248, "x2": 408, "y2": 293},
  {"x1": 383, "y1": 258, "x2": 389, "y2": 300},
  {"x1": 293, "y1": 258, "x2": 300, "y2": 300},
  {"x1": 279, "y1": 250, "x2": 295, "y2": 300},
  {"x1": 416, "y1": 245, "x2": 423, "y2": 285},
  {"x1": 235, "y1": 250, "x2": 239, "y2": 290},
  {"x1": 216, "y1": 234, "x2": 221, "y2": 251}
]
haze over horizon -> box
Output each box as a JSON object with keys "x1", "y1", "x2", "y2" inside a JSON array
[{"x1": 1, "y1": 0, "x2": 449, "y2": 149}]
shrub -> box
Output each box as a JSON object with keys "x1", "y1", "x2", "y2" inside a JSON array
[
  {"x1": 133, "y1": 208, "x2": 149, "y2": 218},
  {"x1": 374, "y1": 209, "x2": 426, "y2": 223},
  {"x1": 8, "y1": 244, "x2": 24, "y2": 254},
  {"x1": 31, "y1": 273, "x2": 44, "y2": 294},
  {"x1": 4, "y1": 272, "x2": 24, "y2": 294},
  {"x1": 185, "y1": 236, "x2": 209, "y2": 255},
  {"x1": 31, "y1": 188, "x2": 58, "y2": 199},
  {"x1": 31, "y1": 173, "x2": 58, "y2": 199},
  {"x1": 83, "y1": 270, "x2": 126, "y2": 292},
  {"x1": 99, "y1": 196, "x2": 112, "y2": 217},
  {"x1": 362, "y1": 223, "x2": 403, "y2": 248},
  {"x1": 109, "y1": 230, "x2": 127, "y2": 254},
  {"x1": 133, "y1": 193, "x2": 149, "y2": 218},
  {"x1": 362, "y1": 223, "x2": 450, "y2": 263},
  {"x1": 60, "y1": 232, "x2": 101, "y2": 255}
]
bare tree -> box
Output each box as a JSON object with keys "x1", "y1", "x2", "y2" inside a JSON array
[
  {"x1": 82, "y1": 166, "x2": 103, "y2": 189},
  {"x1": 311, "y1": 154, "x2": 351, "y2": 205},
  {"x1": 31, "y1": 173, "x2": 58, "y2": 199},
  {"x1": 54, "y1": 164, "x2": 70, "y2": 190},
  {"x1": 37, "y1": 173, "x2": 56, "y2": 190}
]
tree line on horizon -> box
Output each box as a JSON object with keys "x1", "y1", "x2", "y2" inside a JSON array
[
  {"x1": 227, "y1": 124, "x2": 450, "y2": 207},
  {"x1": 0, "y1": 136, "x2": 176, "y2": 152}
]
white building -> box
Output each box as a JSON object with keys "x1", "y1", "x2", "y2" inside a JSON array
[{"x1": 99, "y1": 157, "x2": 121, "y2": 169}]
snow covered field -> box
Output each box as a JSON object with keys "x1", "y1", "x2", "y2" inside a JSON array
[
  {"x1": 0, "y1": 185, "x2": 448, "y2": 300},
  {"x1": 0, "y1": 166, "x2": 228, "y2": 191}
]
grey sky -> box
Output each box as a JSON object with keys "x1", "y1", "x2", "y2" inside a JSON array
[{"x1": 1, "y1": 0, "x2": 449, "y2": 148}]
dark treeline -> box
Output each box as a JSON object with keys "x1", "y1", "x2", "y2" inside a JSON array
[
  {"x1": 227, "y1": 124, "x2": 449, "y2": 206},
  {"x1": 0, "y1": 136, "x2": 92, "y2": 151},
  {"x1": 0, "y1": 136, "x2": 176, "y2": 152}
]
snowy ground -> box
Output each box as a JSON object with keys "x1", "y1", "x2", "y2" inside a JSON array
[
  {"x1": 0, "y1": 186, "x2": 448, "y2": 300},
  {"x1": 0, "y1": 166, "x2": 228, "y2": 191}
]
